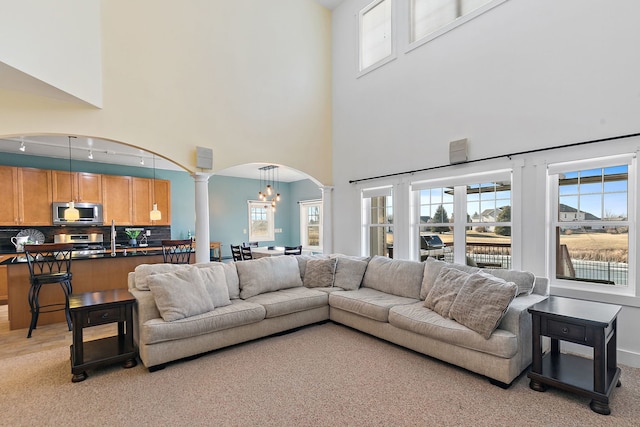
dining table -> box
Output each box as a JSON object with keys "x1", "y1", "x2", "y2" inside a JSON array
[{"x1": 251, "y1": 246, "x2": 285, "y2": 258}]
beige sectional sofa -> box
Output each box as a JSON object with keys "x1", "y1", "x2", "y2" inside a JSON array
[{"x1": 128, "y1": 254, "x2": 548, "y2": 387}]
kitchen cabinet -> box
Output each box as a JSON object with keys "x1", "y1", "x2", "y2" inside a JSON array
[
  {"x1": 19, "y1": 168, "x2": 53, "y2": 225},
  {"x1": 0, "y1": 166, "x2": 19, "y2": 226},
  {"x1": 102, "y1": 175, "x2": 133, "y2": 225},
  {"x1": 132, "y1": 177, "x2": 171, "y2": 226},
  {"x1": 0, "y1": 166, "x2": 52, "y2": 225},
  {"x1": 52, "y1": 171, "x2": 103, "y2": 203}
]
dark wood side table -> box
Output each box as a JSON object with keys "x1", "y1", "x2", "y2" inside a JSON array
[
  {"x1": 527, "y1": 296, "x2": 622, "y2": 415},
  {"x1": 69, "y1": 289, "x2": 137, "y2": 382}
]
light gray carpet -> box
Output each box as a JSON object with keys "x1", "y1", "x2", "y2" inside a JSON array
[{"x1": 2, "y1": 322, "x2": 639, "y2": 426}]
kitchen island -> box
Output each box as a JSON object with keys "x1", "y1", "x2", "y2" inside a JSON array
[{"x1": 2, "y1": 249, "x2": 165, "y2": 331}]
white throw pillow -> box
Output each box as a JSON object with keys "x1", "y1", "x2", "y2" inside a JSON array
[
  {"x1": 147, "y1": 266, "x2": 215, "y2": 322},
  {"x1": 196, "y1": 264, "x2": 231, "y2": 307},
  {"x1": 237, "y1": 256, "x2": 303, "y2": 299},
  {"x1": 134, "y1": 263, "x2": 185, "y2": 291}
]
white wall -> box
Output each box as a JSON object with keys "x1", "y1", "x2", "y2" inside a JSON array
[
  {"x1": 331, "y1": 0, "x2": 640, "y2": 366},
  {"x1": 0, "y1": 0, "x2": 102, "y2": 106},
  {"x1": 0, "y1": 0, "x2": 332, "y2": 184}
]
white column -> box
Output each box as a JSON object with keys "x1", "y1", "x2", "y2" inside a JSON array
[
  {"x1": 192, "y1": 172, "x2": 213, "y2": 263},
  {"x1": 320, "y1": 186, "x2": 334, "y2": 254}
]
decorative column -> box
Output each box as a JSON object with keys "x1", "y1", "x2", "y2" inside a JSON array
[
  {"x1": 192, "y1": 172, "x2": 213, "y2": 264},
  {"x1": 320, "y1": 186, "x2": 334, "y2": 254}
]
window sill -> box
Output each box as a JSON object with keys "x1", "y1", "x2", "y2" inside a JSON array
[{"x1": 550, "y1": 283, "x2": 640, "y2": 308}]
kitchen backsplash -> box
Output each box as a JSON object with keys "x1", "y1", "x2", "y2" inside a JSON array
[{"x1": 0, "y1": 225, "x2": 171, "y2": 253}]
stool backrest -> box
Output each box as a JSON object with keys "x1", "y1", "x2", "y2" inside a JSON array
[
  {"x1": 23, "y1": 243, "x2": 73, "y2": 278},
  {"x1": 161, "y1": 239, "x2": 193, "y2": 264},
  {"x1": 230, "y1": 244, "x2": 243, "y2": 262},
  {"x1": 284, "y1": 245, "x2": 302, "y2": 255}
]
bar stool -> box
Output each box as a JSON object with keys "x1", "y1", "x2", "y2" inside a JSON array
[
  {"x1": 161, "y1": 239, "x2": 193, "y2": 264},
  {"x1": 23, "y1": 243, "x2": 74, "y2": 338}
]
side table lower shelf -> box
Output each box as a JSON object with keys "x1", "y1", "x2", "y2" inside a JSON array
[
  {"x1": 71, "y1": 336, "x2": 137, "y2": 380},
  {"x1": 528, "y1": 352, "x2": 621, "y2": 403}
]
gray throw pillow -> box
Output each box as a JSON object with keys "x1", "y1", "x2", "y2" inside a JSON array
[
  {"x1": 295, "y1": 254, "x2": 330, "y2": 279},
  {"x1": 362, "y1": 255, "x2": 424, "y2": 299},
  {"x1": 332, "y1": 255, "x2": 369, "y2": 290},
  {"x1": 147, "y1": 266, "x2": 215, "y2": 322},
  {"x1": 421, "y1": 257, "x2": 479, "y2": 299},
  {"x1": 237, "y1": 255, "x2": 303, "y2": 299},
  {"x1": 449, "y1": 272, "x2": 517, "y2": 339},
  {"x1": 424, "y1": 267, "x2": 470, "y2": 318},
  {"x1": 303, "y1": 258, "x2": 337, "y2": 288},
  {"x1": 196, "y1": 264, "x2": 231, "y2": 307},
  {"x1": 134, "y1": 263, "x2": 185, "y2": 291},
  {"x1": 482, "y1": 268, "x2": 535, "y2": 296}
]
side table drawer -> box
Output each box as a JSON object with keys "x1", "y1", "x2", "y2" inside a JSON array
[
  {"x1": 86, "y1": 307, "x2": 124, "y2": 326},
  {"x1": 547, "y1": 319, "x2": 586, "y2": 343}
]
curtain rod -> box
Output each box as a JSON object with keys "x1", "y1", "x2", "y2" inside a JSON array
[{"x1": 348, "y1": 132, "x2": 640, "y2": 184}]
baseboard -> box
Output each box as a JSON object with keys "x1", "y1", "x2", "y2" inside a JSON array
[{"x1": 618, "y1": 349, "x2": 640, "y2": 368}]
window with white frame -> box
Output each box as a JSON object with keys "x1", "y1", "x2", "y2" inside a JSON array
[
  {"x1": 248, "y1": 200, "x2": 275, "y2": 242},
  {"x1": 359, "y1": 0, "x2": 394, "y2": 72},
  {"x1": 362, "y1": 186, "x2": 393, "y2": 257},
  {"x1": 548, "y1": 155, "x2": 634, "y2": 291},
  {"x1": 410, "y1": 0, "x2": 506, "y2": 45},
  {"x1": 412, "y1": 170, "x2": 512, "y2": 267},
  {"x1": 300, "y1": 200, "x2": 322, "y2": 251}
]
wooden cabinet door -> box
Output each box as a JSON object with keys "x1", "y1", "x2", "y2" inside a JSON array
[
  {"x1": 0, "y1": 166, "x2": 19, "y2": 225},
  {"x1": 18, "y1": 167, "x2": 52, "y2": 225},
  {"x1": 132, "y1": 177, "x2": 152, "y2": 225},
  {"x1": 52, "y1": 170, "x2": 75, "y2": 202},
  {"x1": 77, "y1": 172, "x2": 103, "y2": 203},
  {"x1": 102, "y1": 175, "x2": 132, "y2": 225},
  {"x1": 152, "y1": 179, "x2": 171, "y2": 226}
]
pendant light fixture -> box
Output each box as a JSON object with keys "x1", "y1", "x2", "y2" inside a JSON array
[
  {"x1": 150, "y1": 154, "x2": 162, "y2": 221},
  {"x1": 258, "y1": 165, "x2": 281, "y2": 212},
  {"x1": 64, "y1": 136, "x2": 79, "y2": 221}
]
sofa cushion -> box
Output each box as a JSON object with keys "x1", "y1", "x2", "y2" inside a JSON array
[
  {"x1": 482, "y1": 268, "x2": 536, "y2": 296},
  {"x1": 295, "y1": 254, "x2": 330, "y2": 279},
  {"x1": 420, "y1": 257, "x2": 479, "y2": 299},
  {"x1": 388, "y1": 302, "x2": 518, "y2": 359},
  {"x1": 147, "y1": 266, "x2": 215, "y2": 322},
  {"x1": 245, "y1": 287, "x2": 328, "y2": 318},
  {"x1": 329, "y1": 288, "x2": 419, "y2": 322},
  {"x1": 195, "y1": 264, "x2": 232, "y2": 307},
  {"x1": 449, "y1": 272, "x2": 518, "y2": 339},
  {"x1": 332, "y1": 255, "x2": 369, "y2": 291},
  {"x1": 237, "y1": 255, "x2": 303, "y2": 299},
  {"x1": 423, "y1": 267, "x2": 469, "y2": 318},
  {"x1": 142, "y1": 299, "x2": 266, "y2": 344},
  {"x1": 134, "y1": 263, "x2": 185, "y2": 291},
  {"x1": 362, "y1": 256, "x2": 424, "y2": 299},
  {"x1": 303, "y1": 258, "x2": 337, "y2": 288}
]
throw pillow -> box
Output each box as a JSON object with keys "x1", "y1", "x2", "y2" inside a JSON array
[
  {"x1": 448, "y1": 272, "x2": 517, "y2": 339},
  {"x1": 147, "y1": 266, "x2": 215, "y2": 322},
  {"x1": 482, "y1": 268, "x2": 535, "y2": 296},
  {"x1": 196, "y1": 264, "x2": 232, "y2": 307},
  {"x1": 134, "y1": 263, "x2": 185, "y2": 291},
  {"x1": 332, "y1": 255, "x2": 369, "y2": 291},
  {"x1": 237, "y1": 255, "x2": 303, "y2": 299},
  {"x1": 303, "y1": 258, "x2": 337, "y2": 288},
  {"x1": 423, "y1": 267, "x2": 470, "y2": 318},
  {"x1": 420, "y1": 257, "x2": 479, "y2": 300},
  {"x1": 295, "y1": 254, "x2": 330, "y2": 280}
]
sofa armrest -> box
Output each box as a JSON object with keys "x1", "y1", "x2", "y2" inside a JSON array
[
  {"x1": 498, "y1": 293, "x2": 547, "y2": 336},
  {"x1": 129, "y1": 288, "x2": 161, "y2": 324}
]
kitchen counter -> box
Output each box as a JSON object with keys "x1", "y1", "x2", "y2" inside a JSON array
[{"x1": 5, "y1": 249, "x2": 168, "y2": 331}]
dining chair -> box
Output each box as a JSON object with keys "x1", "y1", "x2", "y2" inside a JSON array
[
  {"x1": 161, "y1": 239, "x2": 193, "y2": 264},
  {"x1": 23, "y1": 243, "x2": 74, "y2": 338},
  {"x1": 243, "y1": 241, "x2": 259, "y2": 248},
  {"x1": 230, "y1": 244, "x2": 243, "y2": 262},
  {"x1": 240, "y1": 245, "x2": 253, "y2": 260},
  {"x1": 284, "y1": 245, "x2": 303, "y2": 255}
]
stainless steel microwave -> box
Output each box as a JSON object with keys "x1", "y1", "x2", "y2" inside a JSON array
[{"x1": 52, "y1": 202, "x2": 104, "y2": 226}]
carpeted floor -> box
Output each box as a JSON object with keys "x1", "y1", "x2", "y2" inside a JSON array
[{"x1": 2, "y1": 322, "x2": 639, "y2": 426}]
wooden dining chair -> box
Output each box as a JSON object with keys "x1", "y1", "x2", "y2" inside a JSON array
[
  {"x1": 243, "y1": 241, "x2": 258, "y2": 248},
  {"x1": 240, "y1": 245, "x2": 253, "y2": 260},
  {"x1": 161, "y1": 239, "x2": 193, "y2": 264},
  {"x1": 230, "y1": 244, "x2": 243, "y2": 262},
  {"x1": 284, "y1": 245, "x2": 303, "y2": 255}
]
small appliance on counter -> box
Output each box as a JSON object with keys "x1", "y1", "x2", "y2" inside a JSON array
[
  {"x1": 54, "y1": 233, "x2": 106, "y2": 257},
  {"x1": 11, "y1": 229, "x2": 45, "y2": 252}
]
